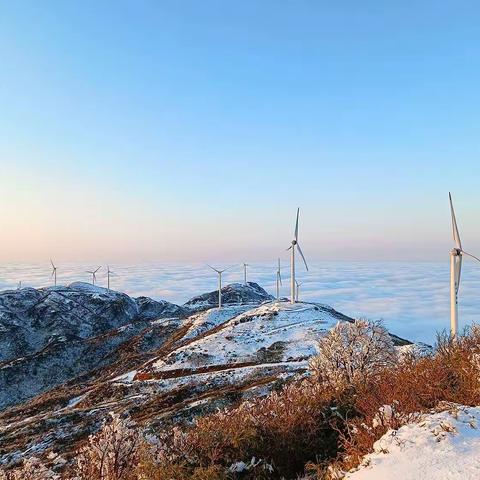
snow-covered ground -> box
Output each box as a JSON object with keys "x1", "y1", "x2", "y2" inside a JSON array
[
  {"x1": 152, "y1": 301, "x2": 339, "y2": 372},
  {"x1": 346, "y1": 404, "x2": 480, "y2": 480}
]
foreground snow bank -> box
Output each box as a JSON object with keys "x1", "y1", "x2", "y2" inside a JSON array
[{"x1": 346, "y1": 404, "x2": 480, "y2": 480}]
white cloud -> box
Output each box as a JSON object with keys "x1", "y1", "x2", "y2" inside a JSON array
[{"x1": 1, "y1": 261, "x2": 479, "y2": 344}]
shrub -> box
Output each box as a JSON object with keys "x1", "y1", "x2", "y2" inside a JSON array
[
  {"x1": 73, "y1": 412, "x2": 141, "y2": 480},
  {"x1": 309, "y1": 320, "x2": 397, "y2": 390}
]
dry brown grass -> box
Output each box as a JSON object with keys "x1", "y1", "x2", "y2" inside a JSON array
[{"x1": 5, "y1": 327, "x2": 480, "y2": 480}]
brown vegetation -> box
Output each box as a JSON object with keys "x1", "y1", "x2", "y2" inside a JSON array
[{"x1": 3, "y1": 322, "x2": 480, "y2": 480}]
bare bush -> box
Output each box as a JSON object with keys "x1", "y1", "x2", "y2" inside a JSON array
[
  {"x1": 73, "y1": 412, "x2": 141, "y2": 480},
  {"x1": 309, "y1": 319, "x2": 398, "y2": 389}
]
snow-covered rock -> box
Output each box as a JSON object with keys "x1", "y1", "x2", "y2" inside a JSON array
[
  {"x1": 183, "y1": 282, "x2": 274, "y2": 311},
  {"x1": 0, "y1": 282, "x2": 184, "y2": 409},
  {"x1": 346, "y1": 404, "x2": 480, "y2": 480}
]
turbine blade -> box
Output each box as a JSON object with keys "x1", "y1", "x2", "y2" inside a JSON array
[
  {"x1": 462, "y1": 251, "x2": 480, "y2": 263},
  {"x1": 294, "y1": 207, "x2": 299, "y2": 240},
  {"x1": 207, "y1": 264, "x2": 221, "y2": 274},
  {"x1": 286, "y1": 245, "x2": 292, "y2": 251},
  {"x1": 296, "y1": 243, "x2": 309, "y2": 271},
  {"x1": 94, "y1": 266, "x2": 102, "y2": 273},
  {"x1": 449, "y1": 193, "x2": 462, "y2": 250},
  {"x1": 50, "y1": 259, "x2": 55, "y2": 268}
]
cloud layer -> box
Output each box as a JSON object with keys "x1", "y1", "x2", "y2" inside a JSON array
[{"x1": 1, "y1": 261, "x2": 479, "y2": 344}]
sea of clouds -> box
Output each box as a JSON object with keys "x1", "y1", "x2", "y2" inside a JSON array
[{"x1": 1, "y1": 261, "x2": 479, "y2": 344}]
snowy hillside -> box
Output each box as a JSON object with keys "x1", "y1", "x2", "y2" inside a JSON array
[
  {"x1": 346, "y1": 404, "x2": 480, "y2": 480},
  {"x1": 0, "y1": 281, "x2": 412, "y2": 470}
]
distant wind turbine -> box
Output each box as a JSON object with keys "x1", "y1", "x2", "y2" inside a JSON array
[
  {"x1": 287, "y1": 208, "x2": 309, "y2": 304},
  {"x1": 17, "y1": 281, "x2": 22, "y2": 290},
  {"x1": 106, "y1": 265, "x2": 115, "y2": 290},
  {"x1": 86, "y1": 266, "x2": 102, "y2": 286},
  {"x1": 295, "y1": 280, "x2": 303, "y2": 302},
  {"x1": 448, "y1": 193, "x2": 480, "y2": 337},
  {"x1": 50, "y1": 259, "x2": 57, "y2": 286},
  {"x1": 276, "y1": 258, "x2": 282, "y2": 299},
  {"x1": 207, "y1": 265, "x2": 230, "y2": 308},
  {"x1": 243, "y1": 263, "x2": 249, "y2": 284}
]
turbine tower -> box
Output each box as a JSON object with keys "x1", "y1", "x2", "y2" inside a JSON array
[
  {"x1": 50, "y1": 259, "x2": 57, "y2": 286},
  {"x1": 243, "y1": 263, "x2": 249, "y2": 285},
  {"x1": 295, "y1": 280, "x2": 303, "y2": 302},
  {"x1": 207, "y1": 265, "x2": 229, "y2": 308},
  {"x1": 287, "y1": 208, "x2": 309, "y2": 304},
  {"x1": 449, "y1": 193, "x2": 480, "y2": 337},
  {"x1": 276, "y1": 258, "x2": 282, "y2": 299},
  {"x1": 107, "y1": 265, "x2": 115, "y2": 290},
  {"x1": 87, "y1": 266, "x2": 101, "y2": 286}
]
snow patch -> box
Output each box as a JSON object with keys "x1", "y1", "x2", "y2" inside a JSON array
[{"x1": 346, "y1": 404, "x2": 480, "y2": 480}]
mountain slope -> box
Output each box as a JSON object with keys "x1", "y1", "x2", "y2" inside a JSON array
[{"x1": 0, "y1": 282, "x2": 412, "y2": 470}]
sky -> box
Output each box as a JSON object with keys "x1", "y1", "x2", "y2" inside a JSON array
[{"x1": 1, "y1": 1, "x2": 480, "y2": 262}]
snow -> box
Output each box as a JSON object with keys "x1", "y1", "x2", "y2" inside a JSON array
[
  {"x1": 112, "y1": 370, "x2": 138, "y2": 383},
  {"x1": 346, "y1": 404, "x2": 480, "y2": 480},
  {"x1": 183, "y1": 305, "x2": 252, "y2": 339},
  {"x1": 152, "y1": 301, "x2": 338, "y2": 372}
]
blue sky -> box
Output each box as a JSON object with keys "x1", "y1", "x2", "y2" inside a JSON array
[{"x1": 1, "y1": 1, "x2": 480, "y2": 262}]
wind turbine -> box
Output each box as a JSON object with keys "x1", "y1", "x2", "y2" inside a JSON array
[
  {"x1": 287, "y1": 208, "x2": 309, "y2": 304},
  {"x1": 106, "y1": 265, "x2": 115, "y2": 290},
  {"x1": 207, "y1": 265, "x2": 229, "y2": 308},
  {"x1": 50, "y1": 259, "x2": 57, "y2": 286},
  {"x1": 86, "y1": 266, "x2": 101, "y2": 286},
  {"x1": 295, "y1": 280, "x2": 303, "y2": 302},
  {"x1": 243, "y1": 263, "x2": 249, "y2": 284},
  {"x1": 276, "y1": 258, "x2": 282, "y2": 299},
  {"x1": 449, "y1": 193, "x2": 480, "y2": 337},
  {"x1": 17, "y1": 281, "x2": 22, "y2": 290}
]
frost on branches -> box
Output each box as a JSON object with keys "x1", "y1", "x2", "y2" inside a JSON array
[
  {"x1": 74, "y1": 412, "x2": 141, "y2": 480},
  {"x1": 310, "y1": 320, "x2": 397, "y2": 389}
]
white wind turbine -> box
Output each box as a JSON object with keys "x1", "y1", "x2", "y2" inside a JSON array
[
  {"x1": 243, "y1": 263, "x2": 249, "y2": 284},
  {"x1": 50, "y1": 259, "x2": 57, "y2": 286},
  {"x1": 86, "y1": 266, "x2": 102, "y2": 286},
  {"x1": 449, "y1": 193, "x2": 480, "y2": 337},
  {"x1": 106, "y1": 265, "x2": 115, "y2": 290},
  {"x1": 295, "y1": 280, "x2": 303, "y2": 302},
  {"x1": 287, "y1": 208, "x2": 309, "y2": 304},
  {"x1": 276, "y1": 258, "x2": 282, "y2": 299},
  {"x1": 207, "y1": 265, "x2": 230, "y2": 308}
]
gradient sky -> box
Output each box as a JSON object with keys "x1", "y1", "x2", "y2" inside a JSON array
[{"x1": 1, "y1": 1, "x2": 480, "y2": 262}]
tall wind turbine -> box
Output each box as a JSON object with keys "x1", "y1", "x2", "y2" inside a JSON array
[
  {"x1": 295, "y1": 280, "x2": 303, "y2": 302},
  {"x1": 87, "y1": 266, "x2": 101, "y2": 286},
  {"x1": 106, "y1": 265, "x2": 115, "y2": 290},
  {"x1": 287, "y1": 208, "x2": 309, "y2": 304},
  {"x1": 449, "y1": 193, "x2": 480, "y2": 337},
  {"x1": 50, "y1": 259, "x2": 57, "y2": 286},
  {"x1": 207, "y1": 265, "x2": 229, "y2": 308},
  {"x1": 276, "y1": 258, "x2": 282, "y2": 299},
  {"x1": 243, "y1": 263, "x2": 249, "y2": 284}
]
